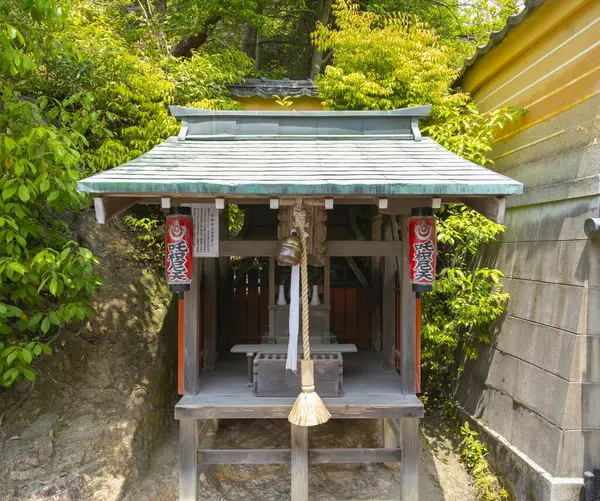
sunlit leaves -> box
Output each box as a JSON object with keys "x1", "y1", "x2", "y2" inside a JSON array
[
  {"x1": 314, "y1": 1, "x2": 462, "y2": 111},
  {"x1": 0, "y1": 2, "x2": 103, "y2": 388},
  {"x1": 420, "y1": 205, "x2": 509, "y2": 398}
]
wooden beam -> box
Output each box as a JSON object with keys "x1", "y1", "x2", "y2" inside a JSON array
[
  {"x1": 196, "y1": 447, "x2": 402, "y2": 465},
  {"x1": 220, "y1": 240, "x2": 278, "y2": 257},
  {"x1": 93, "y1": 197, "x2": 138, "y2": 224},
  {"x1": 199, "y1": 449, "x2": 290, "y2": 464},
  {"x1": 344, "y1": 257, "x2": 371, "y2": 296},
  {"x1": 183, "y1": 258, "x2": 202, "y2": 395},
  {"x1": 291, "y1": 424, "x2": 308, "y2": 501},
  {"x1": 378, "y1": 197, "x2": 443, "y2": 215},
  {"x1": 385, "y1": 417, "x2": 401, "y2": 442},
  {"x1": 371, "y1": 214, "x2": 383, "y2": 352},
  {"x1": 204, "y1": 259, "x2": 217, "y2": 371},
  {"x1": 179, "y1": 419, "x2": 198, "y2": 501},
  {"x1": 309, "y1": 448, "x2": 402, "y2": 464},
  {"x1": 269, "y1": 256, "x2": 276, "y2": 338},
  {"x1": 175, "y1": 394, "x2": 425, "y2": 420},
  {"x1": 348, "y1": 208, "x2": 365, "y2": 240},
  {"x1": 382, "y1": 216, "x2": 396, "y2": 370},
  {"x1": 218, "y1": 240, "x2": 404, "y2": 257},
  {"x1": 400, "y1": 217, "x2": 417, "y2": 394},
  {"x1": 328, "y1": 241, "x2": 402, "y2": 257},
  {"x1": 383, "y1": 418, "x2": 399, "y2": 469},
  {"x1": 217, "y1": 209, "x2": 230, "y2": 356},
  {"x1": 464, "y1": 197, "x2": 506, "y2": 224},
  {"x1": 324, "y1": 256, "x2": 331, "y2": 312},
  {"x1": 401, "y1": 418, "x2": 420, "y2": 501}
]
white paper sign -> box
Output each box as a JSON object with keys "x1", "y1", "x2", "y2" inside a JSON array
[{"x1": 192, "y1": 204, "x2": 219, "y2": 257}]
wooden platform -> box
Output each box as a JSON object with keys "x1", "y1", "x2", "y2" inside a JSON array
[
  {"x1": 230, "y1": 343, "x2": 357, "y2": 354},
  {"x1": 175, "y1": 352, "x2": 424, "y2": 420}
]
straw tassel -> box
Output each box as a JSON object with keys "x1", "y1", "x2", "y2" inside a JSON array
[{"x1": 288, "y1": 200, "x2": 331, "y2": 427}]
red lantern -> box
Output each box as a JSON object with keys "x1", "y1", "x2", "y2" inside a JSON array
[
  {"x1": 165, "y1": 213, "x2": 193, "y2": 292},
  {"x1": 408, "y1": 210, "x2": 437, "y2": 293}
]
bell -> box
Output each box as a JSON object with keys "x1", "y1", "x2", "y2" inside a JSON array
[{"x1": 277, "y1": 234, "x2": 302, "y2": 266}]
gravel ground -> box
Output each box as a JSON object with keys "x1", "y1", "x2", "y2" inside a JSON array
[{"x1": 124, "y1": 418, "x2": 477, "y2": 501}]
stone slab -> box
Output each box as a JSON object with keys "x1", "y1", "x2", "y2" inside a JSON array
[
  {"x1": 500, "y1": 142, "x2": 600, "y2": 191},
  {"x1": 501, "y1": 196, "x2": 599, "y2": 243},
  {"x1": 576, "y1": 335, "x2": 600, "y2": 382},
  {"x1": 458, "y1": 408, "x2": 583, "y2": 501},
  {"x1": 494, "y1": 91, "x2": 600, "y2": 177},
  {"x1": 504, "y1": 279, "x2": 584, "y2": 334},
  {"x1": 587, "y1": 287, "x2": 600, "y2": 335},
  {"x1": 563, "y1": 382, "x2": 600, "y2": 430},
  {"x1": 558, "y1": 429, "x2": 600, "y2": 477},
  {"x1": 536, "y1": 196, "x2": 600, "y2": 242}
]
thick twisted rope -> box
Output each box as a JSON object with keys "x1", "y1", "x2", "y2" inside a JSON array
[{"x1": 293, "y1": 202, "x2": 311, "y2": 362}]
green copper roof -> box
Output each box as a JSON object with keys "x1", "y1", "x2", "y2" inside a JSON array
[{"x1": 77, "y1": 107, "x2": 523, "y2": 197}]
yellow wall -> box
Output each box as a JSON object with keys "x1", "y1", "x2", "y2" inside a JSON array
[
  {"x1": 236, "y1": 96, "x2": 324, "y2": 111},
  {"x1": 461, "y1": 0, "x2": 600, "y2": 151}
]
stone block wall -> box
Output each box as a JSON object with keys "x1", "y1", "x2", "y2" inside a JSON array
[{"x1": 457, "y1": 190, "x2": 600, "y2": 478}]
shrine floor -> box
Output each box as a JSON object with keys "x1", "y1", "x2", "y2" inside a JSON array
[
  {"x1": 175, "y1": 352, "x2": 424, "y2": 420},
  {"x1": 123, "y1": 417, "x2": 477, "y2": 501}
]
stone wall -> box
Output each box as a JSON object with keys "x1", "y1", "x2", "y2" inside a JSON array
[
  {"x1": 457, "y1": 193, "x2": 600, "y2": 477},
  {"x1": 456, "y1": 99, "x2": 600, "y2": 483}
]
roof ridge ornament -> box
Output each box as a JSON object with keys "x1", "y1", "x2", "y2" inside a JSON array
[{"x1": 410, "y1": 117, "x2": 422, "y2": 141}]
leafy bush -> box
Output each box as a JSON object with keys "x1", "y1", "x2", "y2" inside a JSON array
[
  {"x1": 1, "y1": 2, "x2": 103, "y2": 387},
  {"x1": 460, "y1": 421, "x2": 509, "y2": 501},
  {"x1": 313, "y1": 2, "x2": 516, "y2": 401},
  {"x1": 421, "y1": 205, "x2": 509, "y2": 398},
  {"x1": 122, "y1": 209, "x2": 166, "y2": 271}
]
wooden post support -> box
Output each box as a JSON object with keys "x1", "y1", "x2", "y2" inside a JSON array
[
  {"x1": 384, "y1": 418, "x2": 397, "y2": 448},
  {"x1": 204, "y1": 259, "x2": 217, "y2": 371},
  {"x1": 207, "y1": 418, "x2": 219, "y2": 436},
  {"x1": 324, "y1": 256, "x2": 331, "y2": 310},
  {"x1": 217, "y1": 209, "x2": 230, "y2": 355},
  {"x1": 383, "y1": 418, "x2": 399, "y2": 469},
  {"x1": 371, "y1": 215, "x2": 383, "y2": 351},
  {"x1": 183, "y1": 258, "x2": 202, "y2": 395},
  {"x1": 382, "y1": 215, "x2": 396, "y2": 370},
  {"x1": 179, "y1": 418, "x2": 198, "y2": 501},
  {"x1": 291, "y1": 424, "x2": 309, "y2": 501},
  {"x1": 269, "y1": 256, "x2": 276, "y2": 338},
  {"x1": 401, "y1": 418, "x2": 419, "y2": 501},
  {"x1": 400, "y1": 217, "x2": 417, "y2": 393}
]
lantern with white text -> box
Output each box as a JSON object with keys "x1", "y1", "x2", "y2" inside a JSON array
[
  {"x1": 165, "y1": 211, "x2": 193, "y2": 292},
  {"x1": 408, "y1": 208, "x2": 437, "y2": 294}
]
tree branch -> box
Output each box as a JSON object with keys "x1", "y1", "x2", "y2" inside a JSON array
[{"x1": 172, "y1": 16, "x2": 221, "y2": 58}]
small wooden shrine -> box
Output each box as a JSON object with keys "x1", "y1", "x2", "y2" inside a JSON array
[{"x1": 77, "y1": 106, "x2": 522, "y2": 501}]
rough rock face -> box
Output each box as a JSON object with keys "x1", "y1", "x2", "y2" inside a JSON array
[{"x1": 0, "y1": 212, "x2": 178, "y2": 501}]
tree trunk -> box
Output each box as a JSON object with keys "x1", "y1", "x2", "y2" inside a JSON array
[
  {"x1": 309, "y1": 0, "x2": 332, "y2": 79},
  {"x1": 241, "y1": 23, "x2": 258, "y2": 59},
  {"x1": 172, "y1": 16, "x2": 220, "y2": 58},
  {"x1": 153, "y1": 0, "x2": 166, "y2": 15},
  {"x1": 255, "y1": 31, "x2": 262, "y2": 72}
]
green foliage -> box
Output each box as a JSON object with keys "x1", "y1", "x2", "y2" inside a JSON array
[
  {"x1": 315, "y1": 3, "x2": 514, "y2": 402},
  {"x1": 460, "y1": 421, "x2": 487, "y2": 469},
  {"x1": 122, "y1": 212, "x2": 166, "y2": 272},
  {"x1": 365, "y1": 0, "x2": 523, "y2": 64},
  {"x1": 0, "y1": 1, "x2": 103, "y2": 387},
  {"x1": 460, "y1": 421, "x2": 509, "y2": 501},
  {"x1": 422, "y1": 104, "x2": 526, "y2": 166},
  {"x1": 0, "y1": 0, "x2": 258, "y2": 388},
  {"x1": 273, "y1": 95, "x2": 294, "y2": 109},
  {"x1": 421, "y1": 205, "x2": 509, "y2": 396},
  {"x1": 314, "y1": 1, "x2": 462, "y2": 111},
  {"x1": 168, "y1": 50, "x2": 253, "y2": 109},
  {"x1": 314, "y1": 1, "x2": 524, "y2": 165}
]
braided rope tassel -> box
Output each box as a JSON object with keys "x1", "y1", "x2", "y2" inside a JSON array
[{"x1": 288, "y1": 200, "x2": 331, "y2": 427}]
